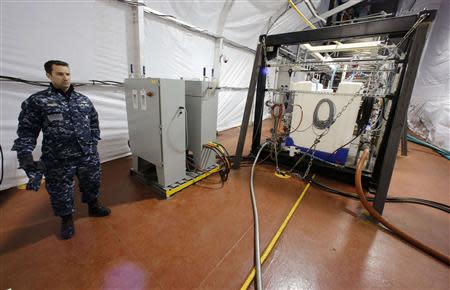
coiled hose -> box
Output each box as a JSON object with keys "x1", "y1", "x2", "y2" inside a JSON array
[
  {"x1": 355, "y1": 148, "x2": 450, "y2": 265},
  {"x1": 313, "y1": 98, "x2": 335, "y2": 130}
]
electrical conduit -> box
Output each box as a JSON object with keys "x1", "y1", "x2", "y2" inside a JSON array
[{"x1": 241, "y1": 175, "x2": 315, "y2": 290}]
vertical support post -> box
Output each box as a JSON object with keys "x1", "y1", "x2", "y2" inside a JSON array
[
  {"x1": 232, "y1": 44, "x2": 262, "y2": 168},
  {"x1": 251, "y1": 43, "x2": 267, "y2": 155},
  {"x1": 401, "y1": 123, "x2": 408, "y2": 156},
  {"x1": 373, "y1": 22, "x2": 430, "y2": 214},
  {"x1": 326, "y1": 0, "x2": 335, "y2": 26},
  {"x1": 213, "y1": 38, "x2": 224, "y2": 81},
  {"x1": 213, "y1": 0, "x2": 233, "y2": 81},
  {"x1": 134, "y1": 0, "x2": 145, "y2": 77}
]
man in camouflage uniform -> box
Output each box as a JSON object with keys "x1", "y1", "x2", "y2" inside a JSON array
[{"x1": 12, "y1": 60, "x2": 111, "y2": 240}]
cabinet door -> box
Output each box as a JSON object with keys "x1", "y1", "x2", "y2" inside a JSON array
[{"x1": 125, "y1": 78, "x2": 163, "y2": 166}]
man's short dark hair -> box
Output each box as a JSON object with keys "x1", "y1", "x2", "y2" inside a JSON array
[{"x1": 44, "y1": 60, "x2": 69, "y2": 74}]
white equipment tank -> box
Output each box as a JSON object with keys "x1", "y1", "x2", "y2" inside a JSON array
[{"x1": 289, "y1": 81, "x2": 363, "y2": 163}]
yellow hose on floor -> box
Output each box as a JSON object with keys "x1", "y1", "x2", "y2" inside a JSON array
[{"x1": 240, "y1": 176, "x2": 314, "y2": 290}]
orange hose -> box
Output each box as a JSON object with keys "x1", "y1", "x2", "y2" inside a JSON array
[
  {"x1": 355, "y1": 148, "x2": 450, "y2": 265},
  {"x1": 271, "y1": 104, "x2": 284, "y2": 134}
]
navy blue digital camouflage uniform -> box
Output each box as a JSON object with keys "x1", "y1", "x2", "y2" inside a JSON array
[{"x1": 12, "y1": 84, "x2": 102, "y2": 216}]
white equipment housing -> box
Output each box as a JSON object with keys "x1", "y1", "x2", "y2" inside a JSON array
[{"x1": 289, "y1": 81, "x2": 363, "y2": 160}]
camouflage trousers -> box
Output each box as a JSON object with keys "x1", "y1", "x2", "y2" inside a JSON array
[{"x1": 43, "y1": 153, "x2": 101, "y2": 217}]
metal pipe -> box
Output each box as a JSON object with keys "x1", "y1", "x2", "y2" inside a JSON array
[
  {"x1": 266, "y1": 89, "x2": 389, "y2": 99},
  {"x1": 304, "y1": 0, "x2": 326, "y2": 24},
  {"x1": 268, "y1": 58, "x2": 398, "y2": 66},
  {"x1": 249, "y1": 142, "x2": 271, "y2": 290},
  {"x1": 271, "y1": 69, "x2": 397, "y2": 73},
  {"x1": 333, "y1": 12, "x2": 393, "y2": 25},
  {"x1": 309, "y1": 0, "x2": 366, "y2": 24}
]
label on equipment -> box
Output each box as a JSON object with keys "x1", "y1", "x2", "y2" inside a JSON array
[
  {"x1": 132, "y1": 89, "x2": 139, "y2": 109},
  {"x1": 140, "y1": 89, "x2": 147, "y2": 110}
]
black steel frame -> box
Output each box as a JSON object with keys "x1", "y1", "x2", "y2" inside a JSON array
[{"x1": 234, "y1": 11, "x2": 436, "y2": 214}]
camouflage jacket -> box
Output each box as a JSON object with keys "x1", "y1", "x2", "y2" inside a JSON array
[{"x1": 12, "y1": 84, "x2": 100, "y2": 161}]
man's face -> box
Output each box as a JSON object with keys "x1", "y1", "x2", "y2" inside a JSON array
[{"x1": 47, "y1": 65, "x2": 71, "y2": 91}]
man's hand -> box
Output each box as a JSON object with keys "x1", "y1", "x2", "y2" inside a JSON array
[
  {"x1": 18, "y1": 153, "x2": 36, "y2": 172},
  {"x1": 25, "y1": 170, "x2": 43, "y2": 191},
  {"x1": 18, "y1": 154, "x2": 44, "y2": 191}
]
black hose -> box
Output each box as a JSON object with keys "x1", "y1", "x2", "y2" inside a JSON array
[
  {"x1": 356, "y1": 97, "x2": 375, "y2": 133},
  {"x1": 326, "y1": 132, "x2": 363, "y2": 161},
  {"x1": 311, "y1": 179, "x2": 450, "y2": 214}
]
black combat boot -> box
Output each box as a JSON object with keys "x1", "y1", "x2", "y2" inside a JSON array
[
  {"x1": 88, "y1": 199, "x2": 111, "y2": 217},
  {"x1": 61, "y1": 214, "x2": 75, "y2": 240}
]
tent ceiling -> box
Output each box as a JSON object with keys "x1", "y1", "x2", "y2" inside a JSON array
[{"x1": 143, "y1": 0, "x2": 326, "y2": 49}]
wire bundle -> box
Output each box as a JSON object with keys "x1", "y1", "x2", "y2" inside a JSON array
[
  {"x1": 269, "y1": 101, "x2": 304, "y2": 135},
  {"x1": 356, "y1": 97, "x2": 375, "y2": 133},
  {"x1": 1, "y1": 75, "x2": 124, "y2": 88},
  {"x1": 289, "y1": 104, "x2": 304, "y2": 133},
  {"x1": 186, "y1": 153, "x2": 204, "y2": 173},
  {"x1": 312, "y1": 98, "x2": 336, "y2": 130},
  {"x1": 1, "y1": 75, "x2": 49, "y2": 87},
  {"x1": 202, "y1": 142, "x2": 231, "y2": 182},
  {"x1": 271, "y1": 104, "x2": 284, "y2": 135}
]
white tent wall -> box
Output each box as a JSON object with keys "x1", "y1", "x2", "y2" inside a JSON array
[
  {"x1": 141, "y1": 1, "x2": 282, "y2": 131},
  {"x1": 218, "y1": 44, "x2": 277, "y2": 131},
  {"x1": 143, "y1": 0, "x2": 226, "y2": 35},
  {"x1": 222, "y1": 1, "x2": 283, "y2": 49},
  {"x1": 398, "y1": 0, "x2": 450, "y2": 150},
  {"x1": 218, "y1": 44, "x2": 254, "y2": 131},
  {"x1": 0, "y1": 0, "x2": 325, "y2": 190},
  {"x1": 141, "y1": 11, "x2": 263, "y2": 132},
  {"x1": 143, "y1": 13, "x2": 216, "y2": 80},
  {"x1": 143, "y1": 0, "x2": 298, "y2": 49},
  {"x1": 397, "y1": 0, "x2": 442, "y2": 15},
  {"x1": 0, "y1": 0, "x2": 134, "y2": 190}
]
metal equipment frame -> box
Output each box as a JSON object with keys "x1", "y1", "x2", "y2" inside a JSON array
[
  {"x1": 130, "y1": 164, "x2": 220, "y2": 199},
  {"x1": 234, "y1": 11, "x2": 436, "y2": 214}
]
